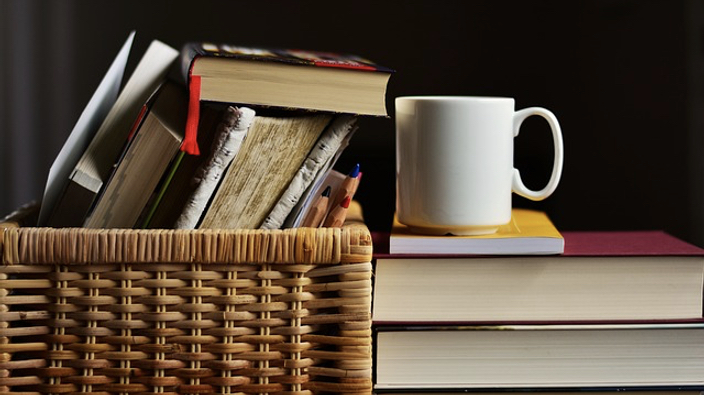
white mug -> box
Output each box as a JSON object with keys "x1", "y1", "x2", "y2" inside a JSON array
[{"x1": 395, "y1": 96, "x2": 564, "y2": 235}]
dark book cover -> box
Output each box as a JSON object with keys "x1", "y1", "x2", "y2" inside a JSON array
[{"x1": 177, "y1": 42, "x2": 394, "y2": 82}]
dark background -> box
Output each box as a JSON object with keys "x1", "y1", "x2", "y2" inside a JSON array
[{"x1": 2, "y1": 0, "x2": 704, "y2": 246}]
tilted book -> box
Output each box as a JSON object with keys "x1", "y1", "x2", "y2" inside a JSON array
[
  {"x1": 38, "y1": 32, "x2": 134, "y2": 226},
  {"x1": 175, "y1": 42, "x2": 393, "y2": 155},
  {"x1": 45, "y1": 39, "x2": 179, "y2": 227},
  {"x1": 83, "y1": 82, "x2": 187, "y2": 228},
  {"x1": 198, "y1": 113, "x2": 335, "y2": 229}
]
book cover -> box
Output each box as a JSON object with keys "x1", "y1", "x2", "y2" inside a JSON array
[
  {"x1": 141, "y1": 105, "x2": 225, "y2": 229},
  {"x1": 178, "y1": 42, "x2": 394, "y2": 83},
  {"x1": 172, "y1": 105, "x2": 255, "y2": 229},
  {"x1": 389, "y1": 208, "x2": 564, "y2": 255},
  {"x1": 260, "y1": 115, "x2": 358, "y2": 229},
  {"x1": 562, "y1": 230, "x2": 704, "y2": 256}
]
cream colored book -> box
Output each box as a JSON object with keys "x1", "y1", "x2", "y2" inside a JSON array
[
  {"x1": 46, "y1": 39, "x2": 179, "y2": 227},
  {"x1": 198, "y1": 113, "x2": 332, "y2": 229},
  {"x1": 38, "y1": 32, "x2": 135, "y2": 227},
  {"x1": 260, "y1": 115, "x2": 357, "y2": 229},
  {"x1": 375, "y1": 324, "x2": 704, "y2": 390},
  {"x1": 390, "y1": 208, "x2": 564, "y2": 255},
  {"x1": 84, "y1": 82, "x2": 187, "y2": 228},
  {"x1": 374, "y1": 230, "x2": 704, "y2": 323}
]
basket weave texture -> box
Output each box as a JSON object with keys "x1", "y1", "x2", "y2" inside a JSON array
[{"x1": 0, "y1": 203, "x2": 373, "y2": 395}]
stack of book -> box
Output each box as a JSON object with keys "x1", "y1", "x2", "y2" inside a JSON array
[
  {"x1": 372, "y1": 210, "x2": 704, "y2": 395},
  {"x1": 38, "y1": 33, "x2": 392, "y2": 230}
]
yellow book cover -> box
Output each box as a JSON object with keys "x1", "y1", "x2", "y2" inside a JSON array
[{"x1": 390, "y1": 209, "x2": 564, "y2": 255}]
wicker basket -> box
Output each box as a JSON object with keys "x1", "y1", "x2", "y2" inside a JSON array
[{"x1": 0, "y1": 202, "x2": 373, "y2": 395}]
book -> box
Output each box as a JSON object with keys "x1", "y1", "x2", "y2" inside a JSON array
[
  {"x1": 37, "y1": 31, "x2": 135, "y2": 226},
  {"x1": 374, "y1": 323, "x2": 704, "y2": 390},
  {"x1": 180, "y1": 42, "x2": 392, "y2": 113},
  {"x1": 198, "y1": 113, "x2": 334, "y2": 229},
  {"x1": 46, "y1": 39, "x2": 179, "y2": 227},
  {"x1": 283, "y1": 147, "x2": 356, "y2": 228},
  {"x1": 167, "y1": 105, "x2": 255, "y2": 229},
  {"x1": 140, "y1": 105, "x2": 225, "y2": 229},
  {"x1": 83, "y1": 82, "x2": 187, "y2": 228},
  {"x1": 372, "y1": 231, "x2": 704, "y2": 323},
  {"x1": 389, "y1": 208, "x2": 565, "y2": 255},
  {"x1": 289, "y1": 168, "x2": 348, "y2": 228},
  {"x1": 176, "y1": 43, "x2": 392, "y2": 155},
  {"x1": 260, "y1": 115, "x2": 357, "y2": 229}
]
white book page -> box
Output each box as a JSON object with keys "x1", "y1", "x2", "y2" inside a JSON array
[{"x1": 37, "y1": 31, "x2": 135, "y2": 225}]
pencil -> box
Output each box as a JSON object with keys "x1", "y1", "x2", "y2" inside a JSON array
[
  {"x1": 323, "y1": 195, "x2": 351, "y2": 228},
  {"x1": 333, "y1": 163, "x2": 360, "y2": 209},
  {"x1": 302, "y1": 185, "x2": 331, "y2": 228}
]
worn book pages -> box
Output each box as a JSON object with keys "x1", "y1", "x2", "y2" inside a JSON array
[
  {"x1": 174, "y1": 106, "x2": 255, "y2": 229},
  {"x1": 260, "y1": 115, "x2": 357, "y2": 229},
  {"x1": 199, "y1": 113, "x2": 332, "y2": 229}
]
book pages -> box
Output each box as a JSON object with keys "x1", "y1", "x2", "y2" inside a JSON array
[
  {"x1": 260, "y1": 115, "x2": 357, "y2": 229},
  {"x1": 175, "y1": 106, "x2": 255, "y2": 229}
]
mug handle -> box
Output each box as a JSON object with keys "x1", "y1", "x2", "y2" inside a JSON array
[{"x1": 512, "y1": 107, "x2": 564, "y2": 201}]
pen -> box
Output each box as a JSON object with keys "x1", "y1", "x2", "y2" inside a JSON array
[
  {"x1": 302, "y1": 185, "x2": 331, "y2": 228},
  {"x1": 323, "y1": 195, "x2": 351, "y2": 228}
]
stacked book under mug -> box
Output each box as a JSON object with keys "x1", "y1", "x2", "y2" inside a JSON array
[{"x1": 372, "y1": 209, "x2": 704, "y2": 395}]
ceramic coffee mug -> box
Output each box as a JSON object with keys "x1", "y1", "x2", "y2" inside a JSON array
[{"x1": 395, "y1": 96, "x2": 564, "y2": 235}]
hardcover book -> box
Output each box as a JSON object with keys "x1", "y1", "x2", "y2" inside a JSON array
[
  {"x1": 180, "y1": 42, "x2": 392, "y2": 115},
  {"x1": 176, "y1": 43, "x2": 393, "y2": 155},
  {"x1": 83, "y1": 82, "x2": 187, "y2": 228},
  {"x1": 375, "y1": 323, "x2": 704, "y2": 390},
  {"x1": 373, "y1": 230, "x2": 704, "y2": 323}
]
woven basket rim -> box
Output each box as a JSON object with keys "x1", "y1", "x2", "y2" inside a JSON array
[{"x1": 1, "y1": 202, "x2": 372, "y2": 265}]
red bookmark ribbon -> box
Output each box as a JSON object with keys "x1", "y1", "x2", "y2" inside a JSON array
[{"x1": 181, "y1": 74, "x2": 201, "y2": 155}]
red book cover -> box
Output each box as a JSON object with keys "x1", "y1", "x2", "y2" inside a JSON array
[{"x1": 562, "y1": 230, "x2": 704, "y2": 256}]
